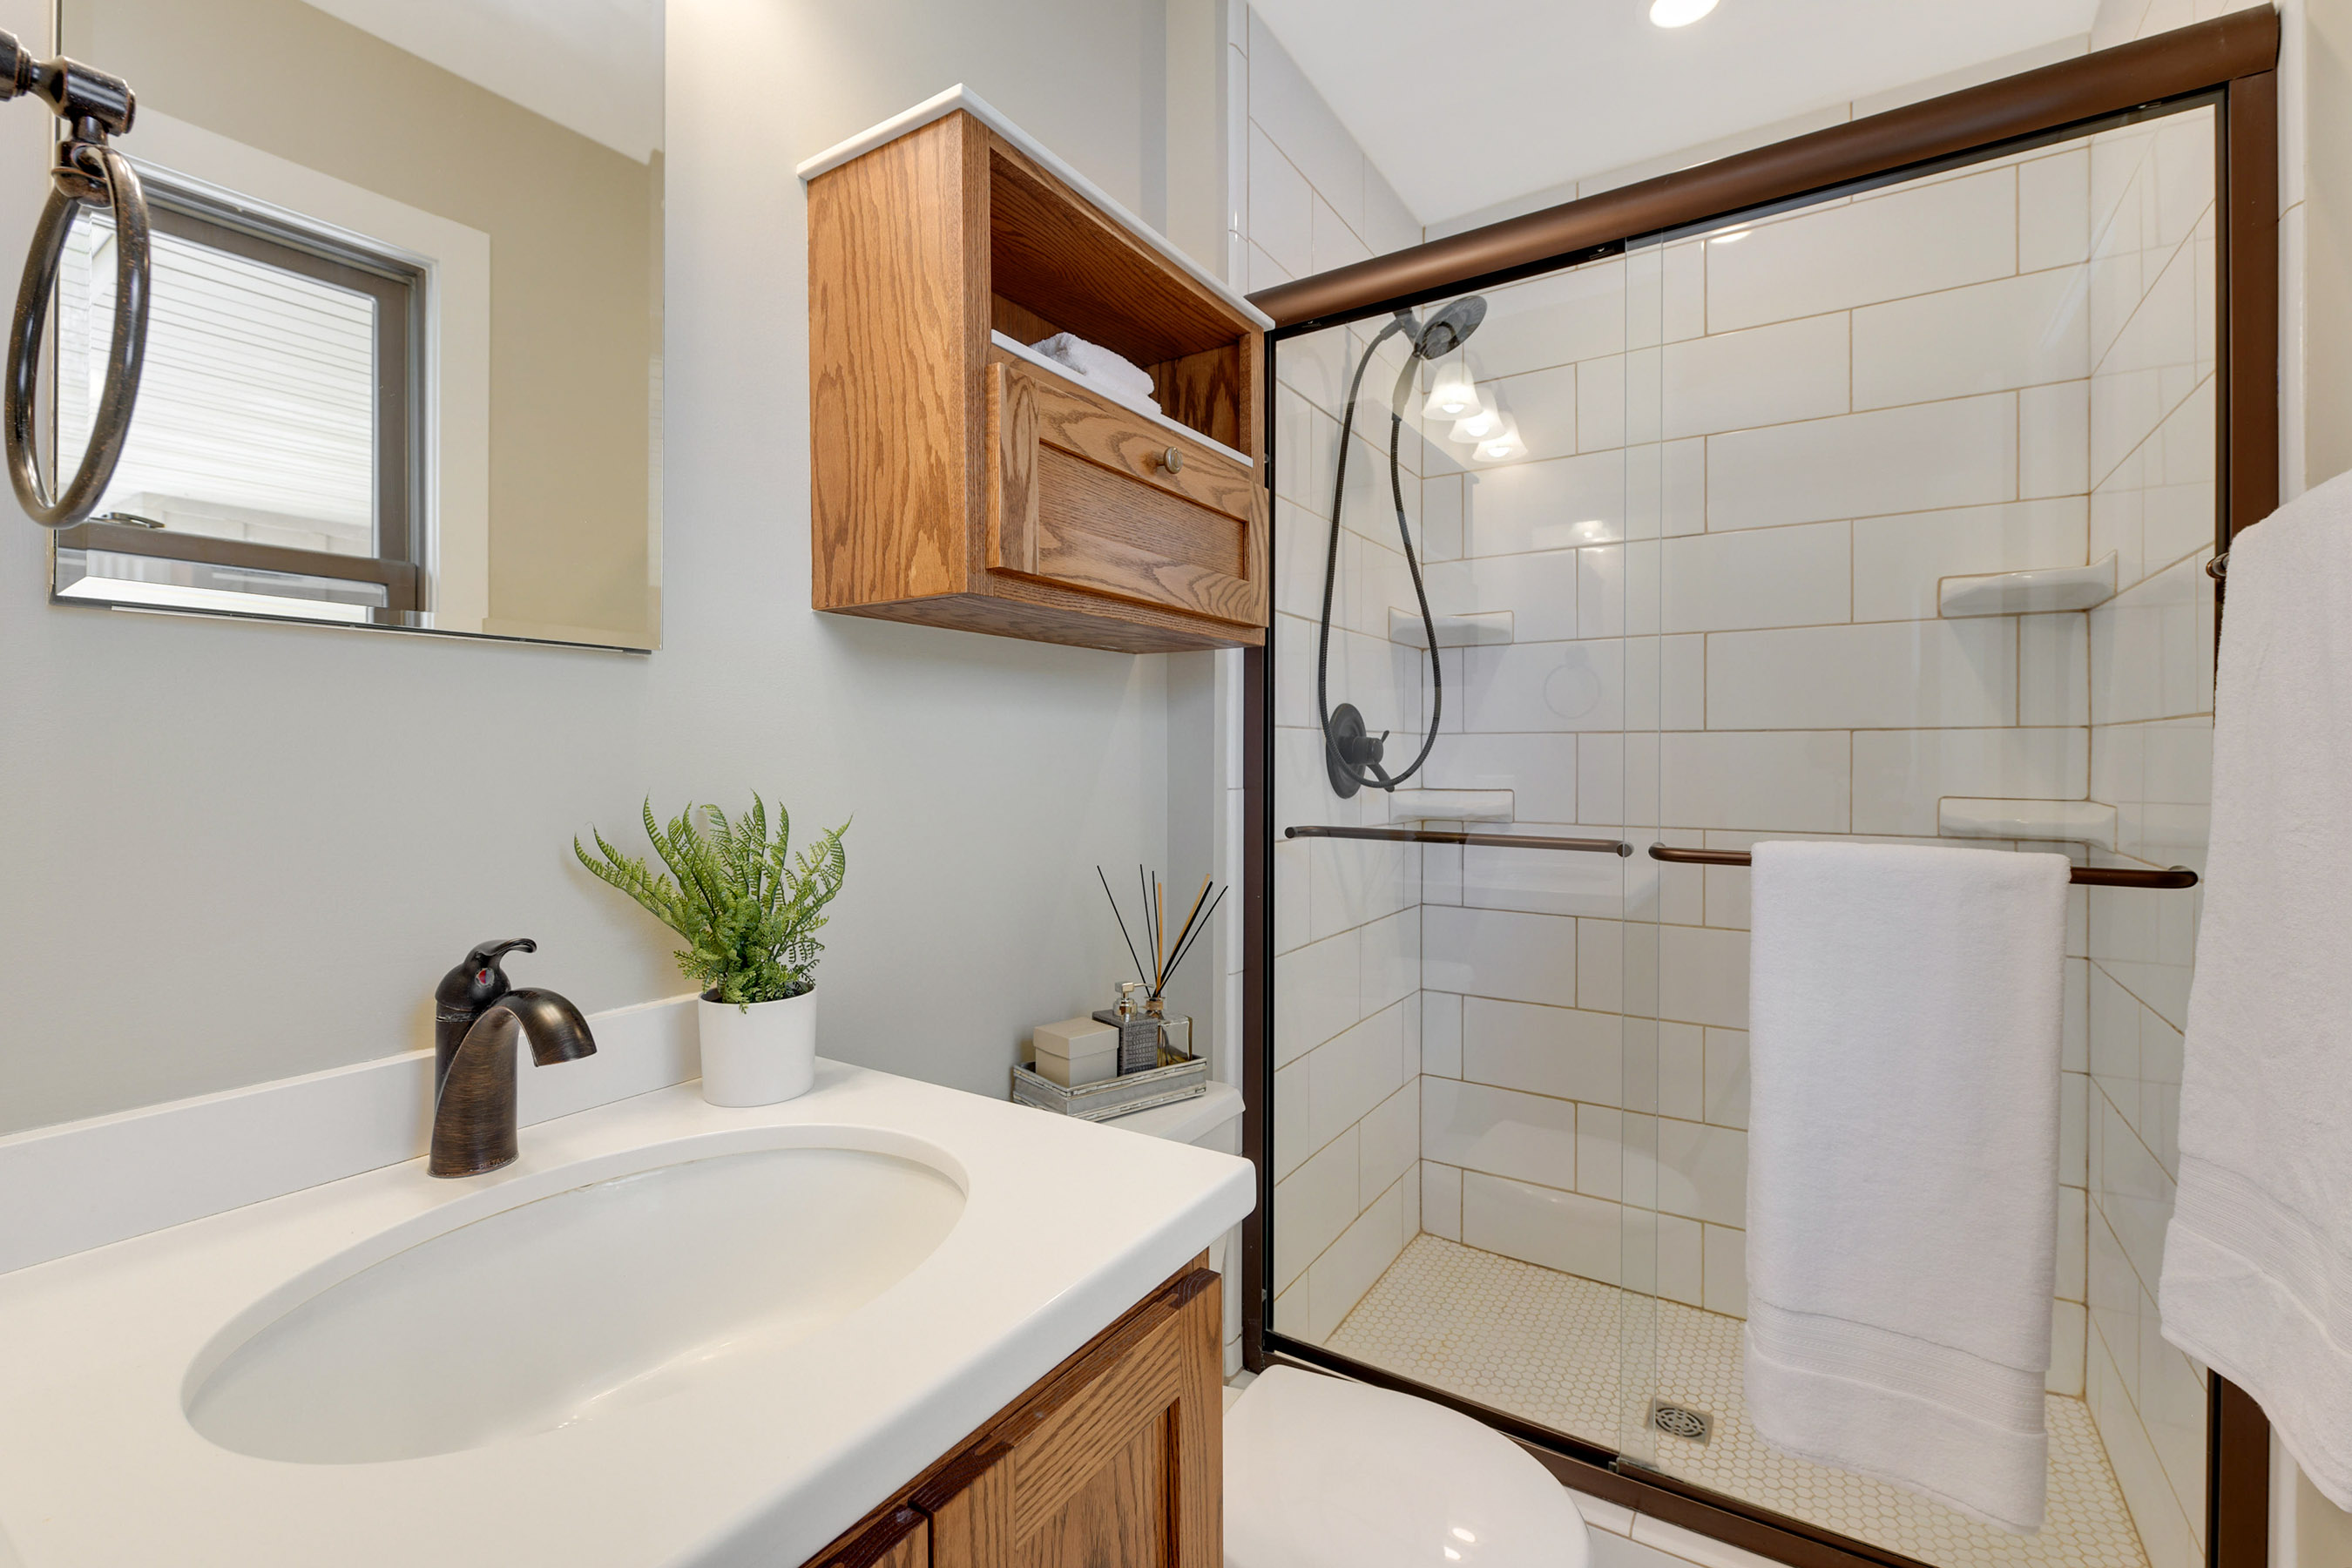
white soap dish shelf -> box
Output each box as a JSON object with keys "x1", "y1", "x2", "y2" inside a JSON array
[
  {"x1": 1940, "y1": 554, "x2": 2117, "y2": 617},
  {"x1": 1389, "y1": 788, "x2": 1513, "y2": 822},
  {"x1": 1939, "y1": 797, "x2": 2118, "y2": 851},
  {"x1": 1389, "y1": 607, "x2": 1514, "y2": 648}
]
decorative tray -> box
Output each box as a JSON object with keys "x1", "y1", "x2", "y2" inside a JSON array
[{"x1": 1010, "y1": 1046, "x2": 1208, "y2": 1121}]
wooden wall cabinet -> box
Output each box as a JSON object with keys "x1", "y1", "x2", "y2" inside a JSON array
[
  {"x1": 805, "y1": 1258, "x2": 1222, "y2": 1568},
  {"x1": 807, "y1": 101, "x2": 1269, "y2": 653}
]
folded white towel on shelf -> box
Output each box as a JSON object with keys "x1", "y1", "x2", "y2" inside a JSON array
[
  {"x1": 2160, "y1": 470, "x2": 2352, "y2": 1510},
  {"x1": 1030, "y1": 331, "x2": 1160, "y2": 408},
  {"x1": 1745, "y1": 839, "x2": 2070, "y2": 1534}
]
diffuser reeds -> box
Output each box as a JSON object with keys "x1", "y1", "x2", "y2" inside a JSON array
[{"x1": 1098, "y1": 863, "x2": 1227, "y2": 1002}]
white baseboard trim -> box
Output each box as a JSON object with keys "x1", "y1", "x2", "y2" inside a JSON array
[{"x1": 0, "y1": 994, "x2": 699, "y2": 1277}]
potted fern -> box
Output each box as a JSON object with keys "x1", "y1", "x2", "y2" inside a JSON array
[{"x1": 576, "y1": 794, "x2": 849, "y2": 1105}]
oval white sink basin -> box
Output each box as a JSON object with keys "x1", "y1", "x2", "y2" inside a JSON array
[{"x1": 185, "y1": 1145, "x2": 965, "y2": 1464}]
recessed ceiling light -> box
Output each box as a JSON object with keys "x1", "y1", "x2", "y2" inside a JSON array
[{"x1": 1650, "y1": 0, "x2": 1719, "y2": 26}]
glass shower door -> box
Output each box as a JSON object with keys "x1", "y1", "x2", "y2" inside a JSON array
[
  {"x1": 1262, "y1": 97, "x2": 2219, "y2": 1568},
  {"x1": 1624, "y1": 110, "x2": 2220, "y2": 1568},
  {"x1": 1264, "y1": 255, "x2": 1650, "y2": 1461}
]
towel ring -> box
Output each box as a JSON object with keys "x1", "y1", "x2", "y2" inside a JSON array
[
  {"x1": 0, "y1": 33, "x2": 147, "y2": 529},
  {"x1": 6, "y1": 140, "x2": 147, "y2": 526}
]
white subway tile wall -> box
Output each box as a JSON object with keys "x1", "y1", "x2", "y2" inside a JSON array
[{"x1": 1238, "y1": 6, "x2": 1436, "y2": 1344}]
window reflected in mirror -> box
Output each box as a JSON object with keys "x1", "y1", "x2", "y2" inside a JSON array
[{"x1": 49, "y1": 0, "x2": 663, "y2": 652}]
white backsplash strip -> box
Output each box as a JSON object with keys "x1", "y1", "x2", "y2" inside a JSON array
[{"x1": 0, "y1": 994, "x2": 698, "y2": 1277}]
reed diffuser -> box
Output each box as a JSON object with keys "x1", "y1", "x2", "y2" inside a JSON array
[{"x1": 1097, "y1": 864, "x2": 1227, "y2": 1072}]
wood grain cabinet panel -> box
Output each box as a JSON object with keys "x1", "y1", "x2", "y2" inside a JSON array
[
  {"x1": 808, "y1": 110, "x2": 1267, "y2": 653},
  {"x1": 814, "y1": 1504, "x2": 929, "y2": 1568},
  {"x1": 802, "y1": 1259, "x2": 1221, "y2": 1568}
]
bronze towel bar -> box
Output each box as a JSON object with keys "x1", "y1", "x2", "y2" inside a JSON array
[
  {"x1": 1284, "y1": 825, "x2": 1633, "y2": 855},
  {"x1": 1282, "y1": 828, "x2": 2197, "y2": 888},
  {"x1": 1646, "y1": 843, "x2": 2199, "y2": 889}
]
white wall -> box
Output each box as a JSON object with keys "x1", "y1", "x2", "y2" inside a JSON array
[
  {"x1": 0, "y1": 0, "x2": 1216, "y2": 1136},
  {"x1": 1236, "y1": 5, "x2": 1432, "y2": 1345}
]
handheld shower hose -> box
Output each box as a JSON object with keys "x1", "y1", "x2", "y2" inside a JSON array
[{"x1": 1316, "y1": 295, "x2": 1485, "y2": 798}]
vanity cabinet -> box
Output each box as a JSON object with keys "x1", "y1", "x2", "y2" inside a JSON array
[
  {"x1": 806, "y1": 1256, "x2": 1221, "y2": 1568},
  {"x1": 805, "y1": 98, "x2": 1269, "y2": 653}
]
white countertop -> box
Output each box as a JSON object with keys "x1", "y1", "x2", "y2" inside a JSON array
[{"x1": 0, "y1": 1061, "x2": 1255, "y2": 1568}]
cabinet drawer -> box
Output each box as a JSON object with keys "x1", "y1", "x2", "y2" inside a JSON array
[{"x1": 988, "y1": 359, "x2": 1267, "y2": 629}]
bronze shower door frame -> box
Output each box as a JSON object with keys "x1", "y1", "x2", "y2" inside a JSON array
[{"x1": 1238, "y1": 11, "x2": 2280, "y2": 1568}]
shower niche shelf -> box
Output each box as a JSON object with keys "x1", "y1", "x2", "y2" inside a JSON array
[
  {"x1": 1939, "y1": 797, "x2": 2119, "y2": 850},
  {"x1": 1939, "y1": 554, "x2": 2117, "y2": 617},
  {"x1": 1389, "y1": 607, "x2": 1514, "y2": 648},
  {"x1": 801, "y1": 88, "x2": 1272, "y2": 653}
]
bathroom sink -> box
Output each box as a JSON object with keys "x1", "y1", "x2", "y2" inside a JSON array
[{"x1": 183, "y1": 1144, "x2": 965, "y2": 1464}]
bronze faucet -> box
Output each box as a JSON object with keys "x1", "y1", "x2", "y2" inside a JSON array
[{"x1": 427, "y1": 940, "x2": 597, "y2": 1178}]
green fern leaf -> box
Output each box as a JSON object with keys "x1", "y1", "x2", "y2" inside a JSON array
[{"x1": 577, "y1": 793, "x2": 851, "y2": 1009}]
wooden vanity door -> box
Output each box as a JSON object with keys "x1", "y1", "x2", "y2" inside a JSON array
[{"x1": 924, "y1": 1268, "x2": 1221, "y2": 1568}]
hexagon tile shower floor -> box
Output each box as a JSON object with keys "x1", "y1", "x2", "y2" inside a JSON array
[{"x1": 1326, "y1": 1237, "x2": 2150, "y2": 1568}]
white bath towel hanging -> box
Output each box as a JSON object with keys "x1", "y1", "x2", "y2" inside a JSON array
[
  {"x1": 1745, "y1": 840, "x2": 2070, "y2": 1533},
  {"x1": 2160, "y1": 470, "x2": 2352, "y2": 1511}
]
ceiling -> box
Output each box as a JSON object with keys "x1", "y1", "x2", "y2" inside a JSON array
[
  {"x1": 1248, "y1": 0, "x2": 2103, "y2": 225},
  {"x1": 298, "y1": 0, "x2": 662, "y2": 162}
]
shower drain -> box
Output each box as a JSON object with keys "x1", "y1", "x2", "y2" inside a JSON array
[{"x1": 1649, "y1": 1401, "x2": 1713, "y2": 1443}]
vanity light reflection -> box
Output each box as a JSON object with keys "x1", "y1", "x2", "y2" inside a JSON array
[
  {"x1": 1450, "y1": 390, "x2": 1505, "y2": 443},
  {"x1": 1422, "y1": 358, "x2": 1480, "y2": 419},
  {"x1": 1473, "y1": 416, "x2": 1525, "y2": 463}
]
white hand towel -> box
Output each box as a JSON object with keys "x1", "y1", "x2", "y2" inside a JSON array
[
  {"x1": 1031, "y1": 331, "x2": 1159, "y2": 402},
  {"x1": 1745, "y1": 840, "x2": 2070, "y2": 1533},
  {"x1": 2159, "y1": 471, "x2": 2352, "y2": 1510}
]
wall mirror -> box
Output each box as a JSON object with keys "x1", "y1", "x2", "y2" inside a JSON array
[{"x1": 46, "y1": 0, "x2": 663, "y2": 652}]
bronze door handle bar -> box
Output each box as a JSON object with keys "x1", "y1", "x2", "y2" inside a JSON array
[
  {"x1": 1645, "y1": 842, "x2": 2198, "y2": 889},
  {"x1": 1285, "y1": 825, "x2": 1633, "y2": 855}
]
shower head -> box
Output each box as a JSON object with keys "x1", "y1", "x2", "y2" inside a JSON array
[{"x1": 1414, "y1": 295, "x2": 1487, "y2": 359}]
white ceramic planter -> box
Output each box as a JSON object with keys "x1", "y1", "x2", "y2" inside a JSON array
[{"x1": 696, "y1": 988, "x2": 817, "y2": 1106}]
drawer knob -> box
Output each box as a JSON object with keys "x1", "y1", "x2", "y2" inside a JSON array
[{"x1": 1156, "y1": 446, "x2": 1184, "y2": 474}]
